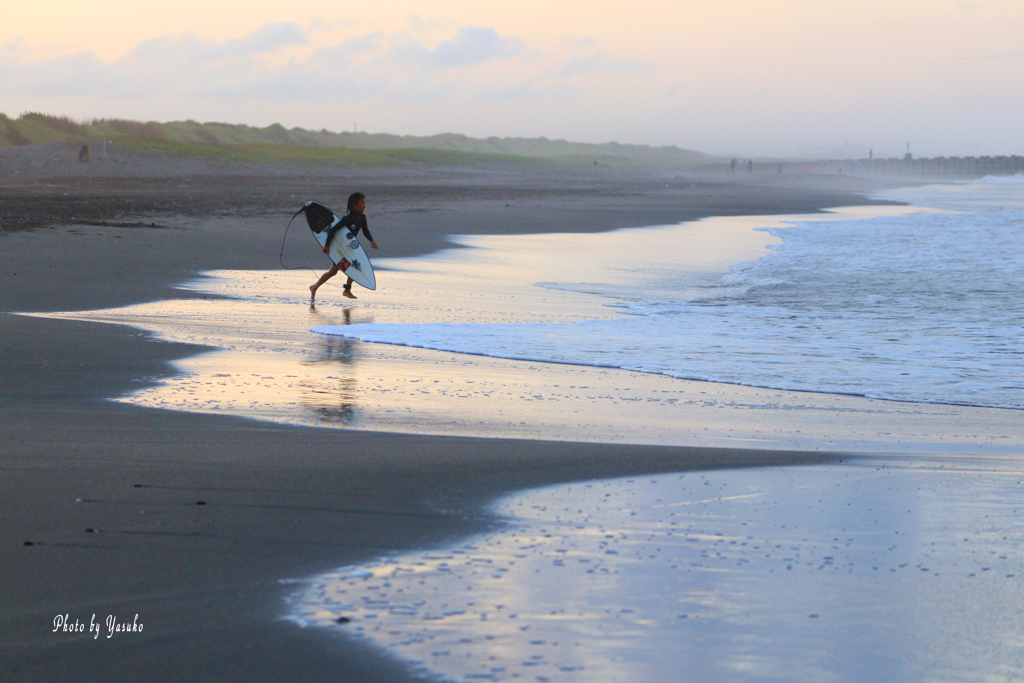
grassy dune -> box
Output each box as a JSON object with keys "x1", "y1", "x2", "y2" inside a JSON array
[
  {"x1": 120, "y1": 137, "x2": 544, "y2": 168},
  {"x1": 0, "y1": 112, "x2": 707, "y2": 168}
]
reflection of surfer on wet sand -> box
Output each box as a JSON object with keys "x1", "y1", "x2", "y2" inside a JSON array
[{"x1": 308, "y1": 192, "x2": 379, "y2": 302}]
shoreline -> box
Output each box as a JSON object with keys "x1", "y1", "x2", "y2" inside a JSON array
[
  {"x1": 28, "y1": 204, "x2": 1023, "y2": 455},
  {"x1": 1, "y1": 153, "x2": 959, "y2": 681}
]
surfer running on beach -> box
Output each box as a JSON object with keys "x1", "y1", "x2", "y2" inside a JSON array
[{"x1": 310, "y1": 192, "x2": 378, "y2": 302}]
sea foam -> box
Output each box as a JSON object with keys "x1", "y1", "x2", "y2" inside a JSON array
[{"x1": 315, "y1": 181, "x2": 1024, "y2": 409}]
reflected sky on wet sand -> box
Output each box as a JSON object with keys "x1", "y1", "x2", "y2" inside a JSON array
[{"x1": 286, "y1": 459, "x2": 1024, "y2": 682}]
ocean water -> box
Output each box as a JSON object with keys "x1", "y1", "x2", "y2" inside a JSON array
[{"x1": 315, "y1": 177, "x2": 1024, "y2": 410}]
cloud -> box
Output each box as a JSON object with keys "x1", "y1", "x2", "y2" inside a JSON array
[
  {"x1": 0, "y1": 21, "x2": 647, "y2": 115},
  {"x1": 2, "y1": 24, "x2": 331, "y2": 103},
  {"x1": 406, "y1": 15, "x2": 445, "y2": 35},
  {"x1": 1, "y1": 37, "x2": 31, "y2": 59},
  {"x1": 428, "y1": 26, "x2": 524, "y2": 68},
  {"x1": 560, "y1": 53, "x2": 651, "y2": 77},
  {"x1": 235, "y1": 22, "x2": 308, "y2": 55},
  {"x1": 388, "y1": 26, "x2": 524, "y2": 70},
  {"x1": 127, "y1": 33, "x2": 216, "y2": 68},
  {"x1": 309, "y1": 32, "x2": 385, "y2": 67},
  {"x1": 127, "y1": 22, "x2": 307, "y2": 68},
  {"x1": 0, "y1": 50, "x2": 152, "y2": 98}
]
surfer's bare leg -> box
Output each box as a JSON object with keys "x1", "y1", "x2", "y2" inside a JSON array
[
  {"x1": 310, "y1": 264, "x2": 340, "y2": 301},
  {"x1": 342, "y1": 277, "x2": 357, "y2": 299}
]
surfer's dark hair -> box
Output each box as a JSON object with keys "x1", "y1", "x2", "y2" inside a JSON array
[{"x1": 347, "y1": 192, "x2": 365, "y2": 212}]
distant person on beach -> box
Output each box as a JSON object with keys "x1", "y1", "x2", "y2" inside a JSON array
[
  {"x1": 309, "y1": 192, "x2": 378, "y2": 302},
  {"x1": 78, "y1": 145, "x2": 90, "y2": 162}
]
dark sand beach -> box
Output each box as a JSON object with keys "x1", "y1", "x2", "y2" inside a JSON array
[{"x1": 2, "y1": 144, "x2": 914, "y2": 681}]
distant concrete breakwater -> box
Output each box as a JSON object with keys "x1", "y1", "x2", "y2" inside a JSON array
[
  {"x1": 815, "y1": 154, "x2": 1023, "y2": 177},
  {"x1": 707, "y1": 154, "x2": 1024, "y2": 178}
]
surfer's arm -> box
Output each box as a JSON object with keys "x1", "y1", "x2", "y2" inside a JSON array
[
  {"x1": 360, "y1": 225, "x2": 377, "y2": 249},
  {"x1": 322, "y1": 224, "x2": 342, "y2": 250}
]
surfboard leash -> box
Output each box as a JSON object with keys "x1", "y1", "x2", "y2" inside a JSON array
[{"x1": 278, "y1": 206, "x2": 318, "y2": 275}]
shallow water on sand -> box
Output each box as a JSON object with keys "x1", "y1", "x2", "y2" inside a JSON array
[
  {"x1": 286, "y1": 457, "x2": 1024, "y2": 682},
  {"x1": 25, "y1": 205, "x2": 1024, "y2": 454}
]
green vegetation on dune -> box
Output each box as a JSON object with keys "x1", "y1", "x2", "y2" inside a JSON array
[
  {"x1": 3, "y1": 113, "x2": 76, "y2": 145},
  {"x1": 0, "y1": 111, "x2": 707, "y2": 168},
  {"x1": 121, "y1": 136, "x2": 542, "y2": 168},
  {"x1": 0, "y1": 113, "x2": 30, "y2": 146}
]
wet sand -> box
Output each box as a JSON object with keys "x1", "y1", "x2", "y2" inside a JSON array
[
  {"x1": 290, "y1": 460, "x2": 1024, "y2": 682},
  {"x1": 0, "y1": 144, "x2": 944, "y2": 681}
]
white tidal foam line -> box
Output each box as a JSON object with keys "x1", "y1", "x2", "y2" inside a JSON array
[{"x1": 284, "y1": 459, "x2": 1024, "y2": 683}]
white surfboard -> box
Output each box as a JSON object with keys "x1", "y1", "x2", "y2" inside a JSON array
[{"x1": 303, "y1": 200, "x2": 376, "y2": 290}]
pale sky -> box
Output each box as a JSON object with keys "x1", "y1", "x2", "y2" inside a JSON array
[{"x1": 2, "y1": 0, "x2": 1022, "y2": 157}]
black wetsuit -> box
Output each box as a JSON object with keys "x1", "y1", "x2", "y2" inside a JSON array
[{"x1": 324, "y1": 212, "x2": 374, "y2": 248}]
